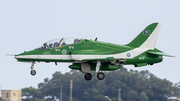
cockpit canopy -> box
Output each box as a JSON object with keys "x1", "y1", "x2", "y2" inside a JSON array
[{"x1": 37, "y1": 38, "x2": 81, "y2": 50}]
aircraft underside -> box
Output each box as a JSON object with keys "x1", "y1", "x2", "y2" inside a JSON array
[
  {"x1": 29, "y1": 60, "x2": 124, "y2": 81},
  {"x1": 28, "y1": 56, "x2": 162, "y2": 81},
  {"x1": 17, "y1": 53, "x2": 163, "y2": 81}
]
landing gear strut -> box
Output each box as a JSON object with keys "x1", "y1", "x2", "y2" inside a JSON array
[
  {"x1": 30, "y1": 62, "x2": 36, "y2": 76},
  {"x1": 81, "y1": 62, "x2": 105, "y2": 81},
  {"x1": 97, "y1": 72, "x2": 105, "y2": 80},
  {"x1": 84, "y1": 73, "x2": 92, "y2": 81}
]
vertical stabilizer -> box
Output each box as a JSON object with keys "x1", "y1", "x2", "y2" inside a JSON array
[{"x1": 126, "y1": 23, "x2": 161, "y2": 49}]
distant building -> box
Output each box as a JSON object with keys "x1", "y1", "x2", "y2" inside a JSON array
[{"x1": 1, "y1": 90, "x2": 21, "y2": 101}]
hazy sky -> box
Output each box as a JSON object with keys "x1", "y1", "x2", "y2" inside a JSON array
[{"x1": 0, "y1": 0, "x2": 180, "y2": 90}]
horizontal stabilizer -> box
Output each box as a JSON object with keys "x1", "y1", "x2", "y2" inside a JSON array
[{"x1": 146, "y1": 52, "x2": 174, "y2": 57}]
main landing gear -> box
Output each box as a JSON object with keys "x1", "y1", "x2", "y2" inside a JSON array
[
  {"x1": 84, "y1": 72, "x2": 105, "y2": 81},
  {"x1": 84, "y1": 73, "x2": 92, "y2": 81},
  {"x1": 97, "y1": 72, "x2": 105, "y2": 80},
  {"x1": 82, "y1": 61, "x2": 105, "y2": 81},
  {"x1": 30, "y1": 62, "x2": 36, "y2": 76}
]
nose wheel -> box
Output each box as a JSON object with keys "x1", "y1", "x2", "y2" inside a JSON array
[
  {"x1": 30, "y1": 62, "x2": 36, "y2": 76},
  {"x1": 97, "y1": 72, "x2": 105, "y2": 80},
  {"x1": 30, "y1": 70, "x2": 36, "y2": 76},
  {"x1": 84, "y1": 73, "x2": 92, "y2": 81}
]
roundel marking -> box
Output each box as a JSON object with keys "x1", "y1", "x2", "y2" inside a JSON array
[
  {"x1": 62, "y1": 49, "x2": 67, "y2": 55},
  {"x1": 126, "y1": 53, "x2": 131, "y2": 57}
]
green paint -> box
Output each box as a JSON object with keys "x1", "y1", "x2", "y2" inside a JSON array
[
  {"x1": 136, "y1": 63, "x2": 148, "y2": 67},
  {"x1": 125, "y1": 51, "x2": 163, "y2": 65},
  {"x1": 126, "y1": 23, "x2": 158, "y2": 48},
  {"x1": 15, "y1": 23, "x2": 173, "y2": 72},
  {"x1": 69, "y1": 63, "x2": 123, "y2": 71}
]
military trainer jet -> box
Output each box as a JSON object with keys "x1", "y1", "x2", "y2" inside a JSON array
[{"x1": 15, "y1": 23, "x2": 173, "y2": 81}]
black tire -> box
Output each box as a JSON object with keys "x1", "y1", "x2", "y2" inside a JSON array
[
  {"x1": 97, "y1": 72, "x2": 105, "y2": 80},
  {"x1": 30, "y1": 70, "x2": 36, "y2": 76},
  {"x1": 84, "y1": 73, "x2": 92, "y2": 81}
]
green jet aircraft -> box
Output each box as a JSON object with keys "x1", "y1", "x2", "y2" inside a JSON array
[{"x1": 15, "y1": 23, "x2": 173, "y2": 81}]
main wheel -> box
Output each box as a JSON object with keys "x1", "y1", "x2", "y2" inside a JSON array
[
  {"x1": 30, "y1": 70, "x2": 36, "y2": 76},
  {"x1": 97, "y1": 72, "x2": 105, "y2": 80},
  {"x1": 84, "y1": 73, "x2": 92, "y2": 81}
]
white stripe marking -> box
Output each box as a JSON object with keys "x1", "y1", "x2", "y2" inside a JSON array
[{"x1": 16, "y1": 48, "x2": 149, "y2": 61}]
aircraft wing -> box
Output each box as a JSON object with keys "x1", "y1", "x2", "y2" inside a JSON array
[
  {"x1": 146, "y1": 51, "x2": 174, "y2": 57},
  {"x1": 82, "y1": 57, "x2": 126, "y2": 62}
]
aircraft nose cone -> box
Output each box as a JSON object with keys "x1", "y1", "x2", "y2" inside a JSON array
[
  {"x1": 15, "y1": 54, "x2": 20, "y2": 60},
  {"x1": 14, "y1": 55, "x2": 19, "y2": 61},
  {"x1": 14, "y1": 53, "x2": 24, "y2": 61},
  {"x1": 14, "y1": 55, "x2": 16, "y2": 58}
]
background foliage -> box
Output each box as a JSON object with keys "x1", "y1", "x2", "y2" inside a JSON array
[
  {"x1": 0, "y1": 97, "x2": 4, "y2": 101},
  {"x1": 21, "y1": 68, "x2": 180, "y2": 101}
]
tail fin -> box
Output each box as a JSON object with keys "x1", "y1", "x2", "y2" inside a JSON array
[{"x1": 126, "y1": 23, "x2": 161, "y2": 49}]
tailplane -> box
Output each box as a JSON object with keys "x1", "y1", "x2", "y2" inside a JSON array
[{"x1": 126, "y1": 23, "x2": 161, "y2": 49}]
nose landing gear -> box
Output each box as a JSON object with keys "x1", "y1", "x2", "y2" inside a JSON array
[{"x1": 30, "y1": 62, "x2": 36, "y2": 76}]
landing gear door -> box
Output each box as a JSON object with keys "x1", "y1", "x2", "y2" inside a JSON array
[{"x1": 81, "y1": 63, "x2": 91, "y2": 73}]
